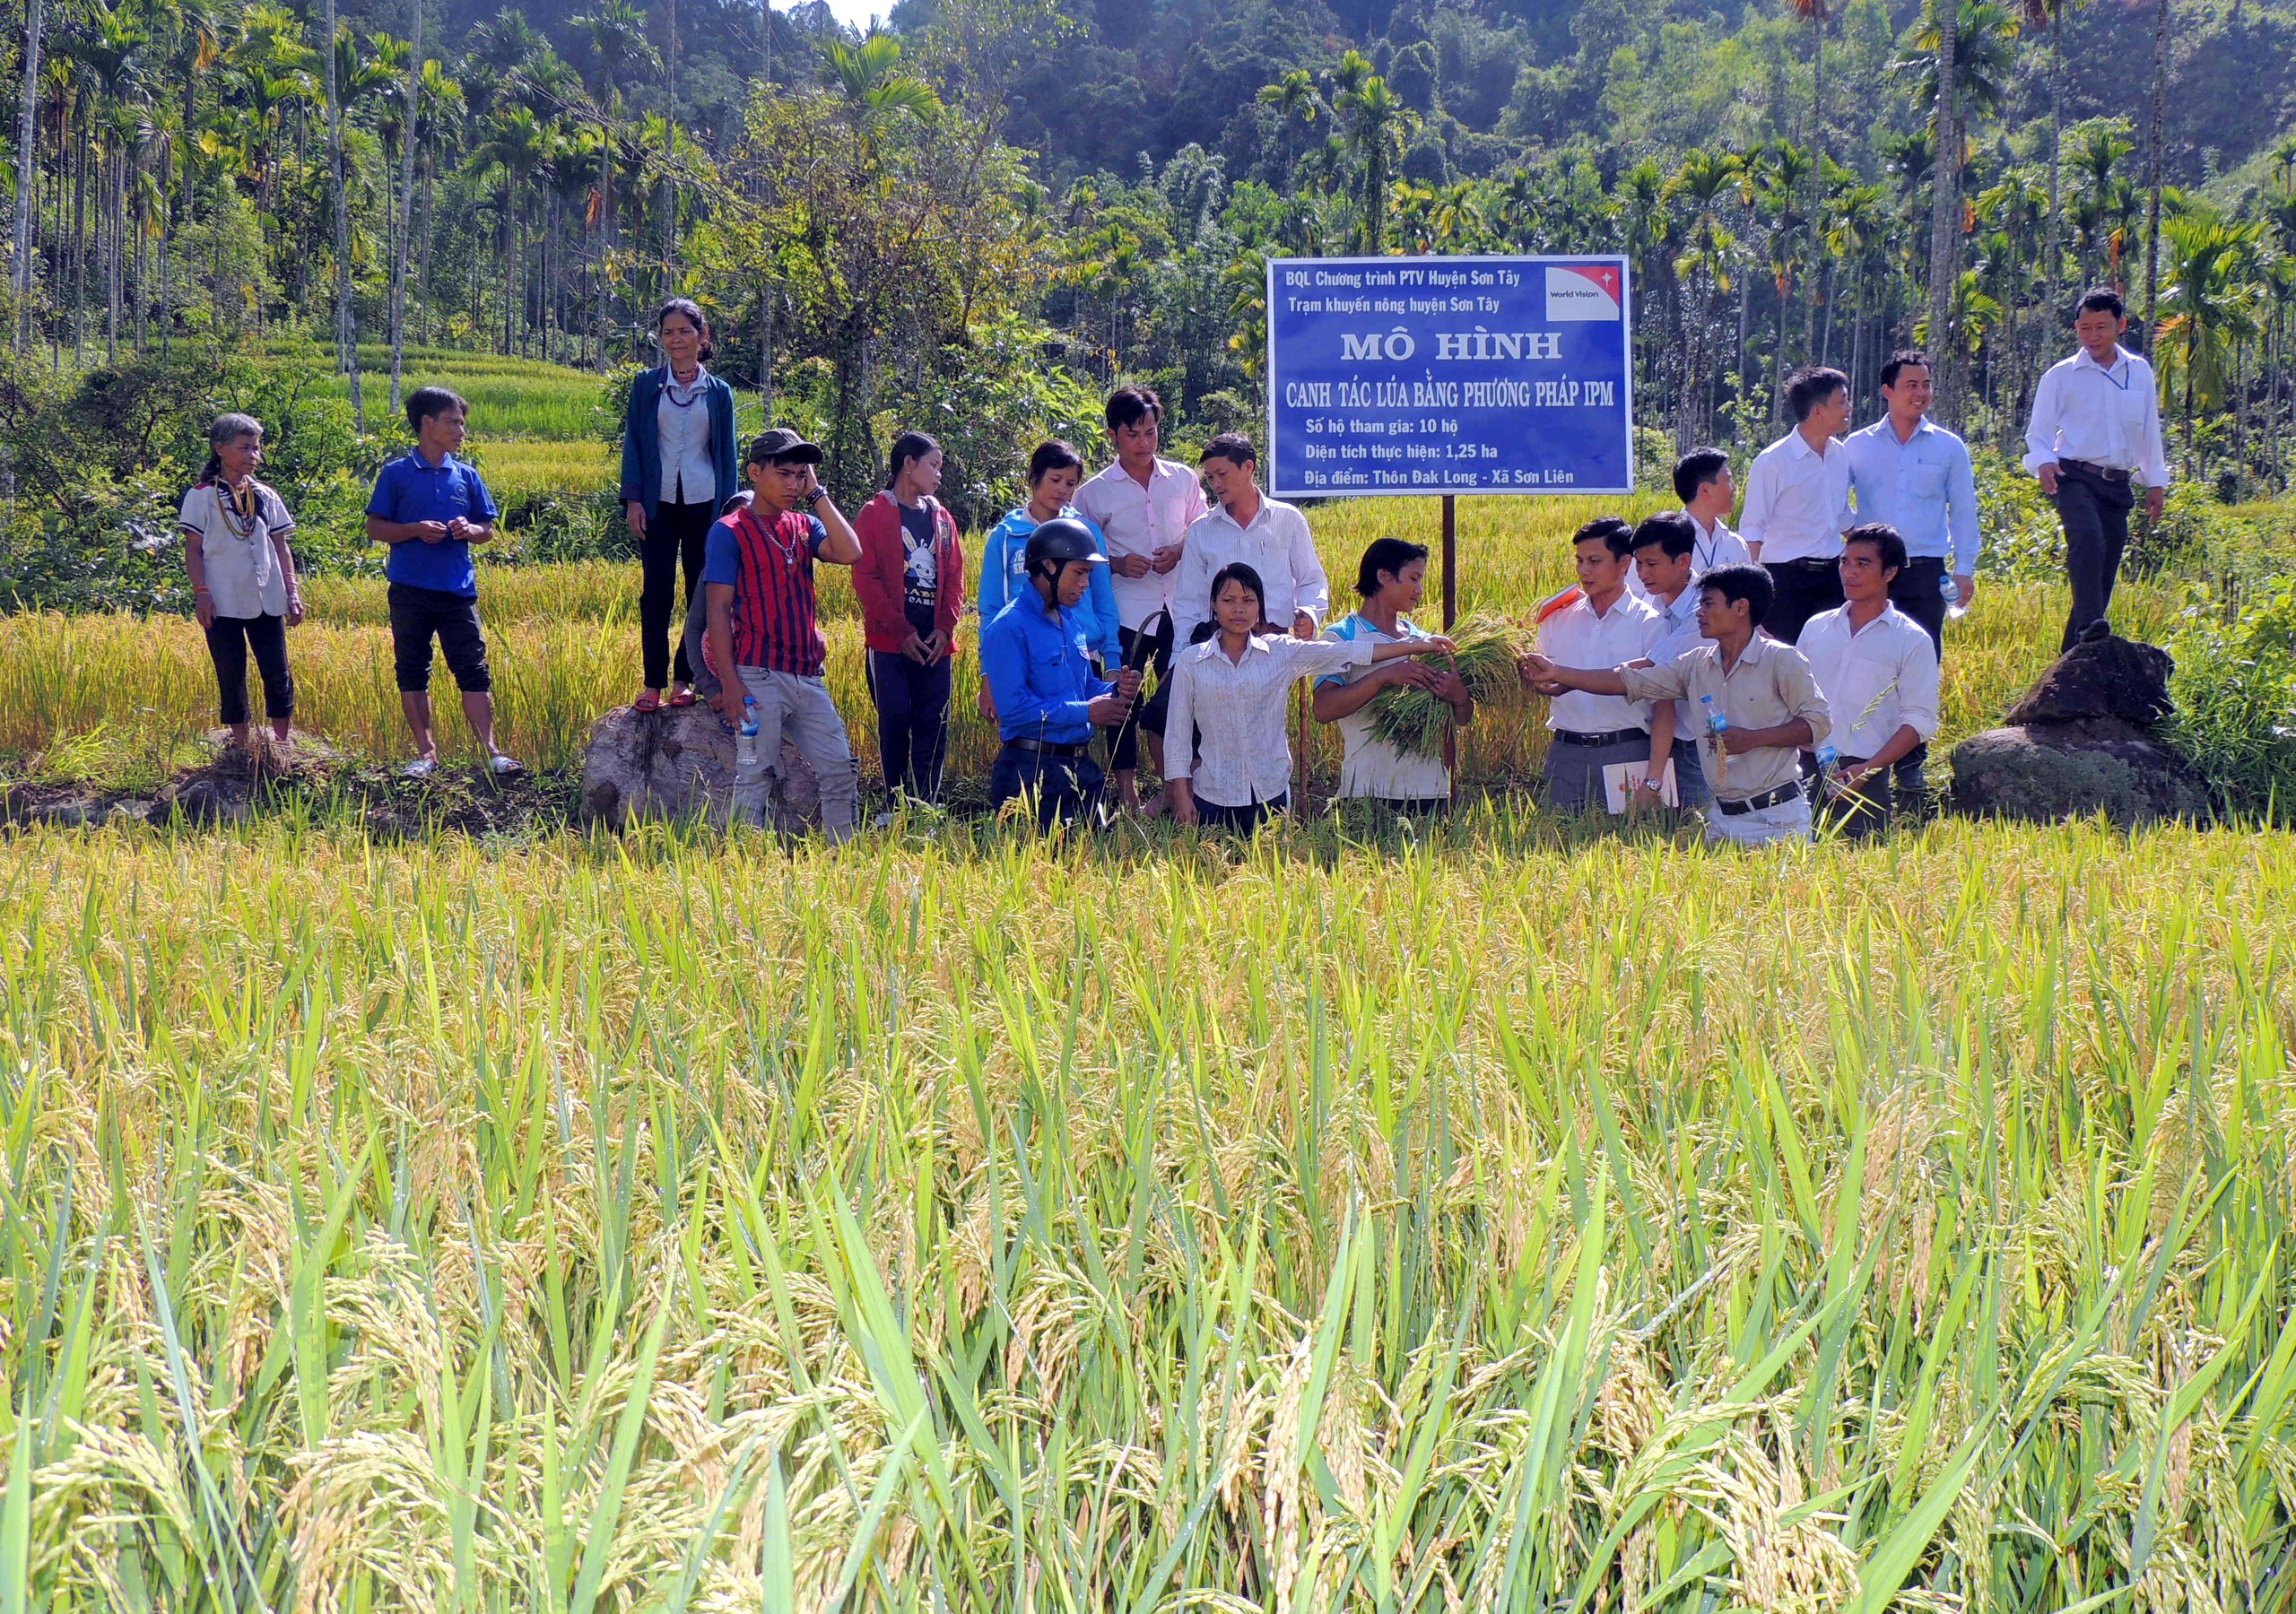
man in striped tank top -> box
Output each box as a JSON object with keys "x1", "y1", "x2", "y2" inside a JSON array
[{"x1": 701, "y1": 429, "x2": 865, "y2": 840}]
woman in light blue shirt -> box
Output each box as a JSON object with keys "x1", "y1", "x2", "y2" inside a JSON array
[{"x1": 976, "y1": 440, "x2": 1121, "y2": 720}]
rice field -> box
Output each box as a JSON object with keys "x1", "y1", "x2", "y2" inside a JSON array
[
  {"x1": 0, "y1": 494, "x2": 2169, "y2": 790},
  {"x1": 0, "y1": 817, "x2": 2292, "y2": 1610}
]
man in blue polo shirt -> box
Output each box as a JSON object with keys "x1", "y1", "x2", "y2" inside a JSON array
[
  {"x1": 365, "y1": 386, "x2": 517, "y2": 778},
  {"x1": 1844, "y1": 349, "x2": 1979, "y2": 807},
  {"x1": 978, "y1": 517, "x2": 1140, "y2": 828}
]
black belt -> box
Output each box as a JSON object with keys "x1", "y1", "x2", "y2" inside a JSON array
[
  {"x1": 2060, "y1": 457, "x2": 2132, "y2": 483},
  {"x1": 1713, "y1": 780, "x2": 1805, "y2": 815},
  {"x1": 1552, "y1": 726, "x2": 1647, "y2": 748},
  {"x1": 1769, "y1": 556, "x2": 1840, "y2": 573},
  {"x1": 1004, "y1": 736, "x2": 1091, "y2": 759}
]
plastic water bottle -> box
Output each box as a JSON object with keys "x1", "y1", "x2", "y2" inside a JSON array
[
  {"x1": 734, "y1": 697, "x2": 764, "y2": 821},
  {"x1": 1701, "y1": 695, "x2": 1729, "y2": 787},
  {"x1": 1940, "y1": 573, "x2": 1967, "y2": 622}
]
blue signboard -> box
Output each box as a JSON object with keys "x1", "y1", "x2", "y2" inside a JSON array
[{"x1": 1264, "y1": 255, "x2": 1634, "y2": 498}]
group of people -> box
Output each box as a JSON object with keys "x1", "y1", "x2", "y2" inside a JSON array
[{"x1": 174, "y1": 284, "x2": 2168, "y2": 847}]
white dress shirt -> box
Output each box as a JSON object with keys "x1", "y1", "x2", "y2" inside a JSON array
[
  {"x1": 1072, "y1": 457, "x2": 1208, "y2": 629},
  {"x1": 1165, "y1": 633, "x2": 1374, "y2": 807},
  {"x1": 656, "y1": 366, "x2": 717, "y2": 506},
  {"x1": 1536, "y1": 589, "x2": 1661, "y2": 733},
  {"x1": 2022, "y1": 345, "x2": 2171, "y2": 488},
  {"x1": 1626, "y1": 513, "x2": 1751, "y2": 600},
  {"x1": 1794, "y1": 602, "x2": 1940, "y2": 761},
  {"x1": 1739, "y1": 430, "x2": 1853, "y2": 562},
  {"x1": 1169, "y1": 495, "x2": 1330, "y2": 646},
  {"x1": 1845, "y1": 415, "x2": 1980, "y2": 570}
]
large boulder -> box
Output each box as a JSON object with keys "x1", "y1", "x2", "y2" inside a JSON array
[
  {"x1": 1951, "y1": 628, "x2": 2212, "y2": 827},
  {"x1": 578, "y1": 703, "x2": 824, "y2": 831},
  {"x1": 2005, "y1": 621, "x2": 2174, "y2": 726}
]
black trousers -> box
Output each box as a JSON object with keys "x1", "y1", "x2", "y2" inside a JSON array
[
  {"x1": 1884, "y1": 555, "x2": 1947, "y2": 803},
  {"x1": 1197, "y1": 791, "x2": 1289, "y2": 833},
  {"x1": 991, "y1": 744, "x2": 1104, "y2": 829},
  {"x1": 1107, "y1": 623, "x2": 1175, "y2": 774},
  {"x1": 866, "y1": 648, "x2": 952, "y2": 803},
  {"x1": 1762, "y1": 560, "x2": 1844, "y2": 644},
  {"x1": 2055, "y1": 464, "x2": 2134, "y2": 651},
  {"x1": 640, "y1": 499, "x2": 714, "y2": 689},
  {"x1": 204, "y1": 612, "x2": 294, "y2": 725}
]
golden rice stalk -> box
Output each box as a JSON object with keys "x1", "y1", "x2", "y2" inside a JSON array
[{"x1": 1364, "y1": 613, "x2": 1535, "y2": 759}]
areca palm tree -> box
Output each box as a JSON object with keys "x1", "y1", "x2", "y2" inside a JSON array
[
  {"x1": 1788, "y1": 0, "x2": 1829, "y2": 357},
  {"x1": 1336, "y1": 70, "x2": 1413, "y2": 254},
  {"x1": 823, "y1": 33, "x2": 940, "y2": 150},
  {"x1": 320, "y1": 0, "x2": 363, "y2": 426},
  {"x1": 2154, "y1": 209, "x2": 2263, "y2": 465},
  {"x1": 469, "y1": 102, "x2": 548, "y2": 354},
  {"x1": 1256, "y1": 69, "x2": 1321, "y2": 178}
]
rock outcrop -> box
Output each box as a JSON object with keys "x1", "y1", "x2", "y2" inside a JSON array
[
  {"x1": 578, "y1": 702, "x2": 825, "y2": 831},
  {"x1": 1951, "y1": 624, "x2": 2212, "y2": 826}
]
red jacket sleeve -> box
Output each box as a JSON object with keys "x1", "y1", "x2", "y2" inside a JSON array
[
  {"x1": 936, "y1": 507, "x2": 965, "y2": 650},
  {"x1": 850, "y1": 493, "x2": 910, "y2": 644}
]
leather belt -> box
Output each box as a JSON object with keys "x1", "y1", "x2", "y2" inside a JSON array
[
  {"x1": 1769, "y1": 556, "x2": 1840, "y2": 573},
  {"x1": 1004, "y1": 736, "x2": 1091, "y2": 759},
  {"x1": 2060, "y1": 457, "x2": 2132, "y2": 483},
  {"x1": 1713, "y1": 780, "x2": 1805, "y2": 816},
  {"x1": 1552, "y1": 726, "x2": 1648, "y2": 747}
]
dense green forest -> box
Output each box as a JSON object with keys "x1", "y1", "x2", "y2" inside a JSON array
[{"x1": 4, "y1": 0, "x2": 2296, "y2": 500}]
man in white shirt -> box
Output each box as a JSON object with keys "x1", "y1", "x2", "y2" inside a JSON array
[
  {"x1": 1534, "y1": 517, "x2": 1672, "y2": 813},
  {"x1": 2022, "y1": 285, "x2": 2172, "y2": 651},
  {"x1": 1625, "y1": 513, "x2": 1712, "y2": 809},
  {"x1": 1169, "y1": 433, "x2": 1329, "y2": 647},
  {"x1": 1795, "y1": 524, "x2": 1940, "y2": 837},
  {"x1": 1626, "y1": 447, "x2": 1751, "y2": 602},
  {"x1": 1071, "y1": 385, "x2": 1207, "y2": 811},
  {"x1": 1740, "y1": 367, "x2": 1854, "y2": 643}
]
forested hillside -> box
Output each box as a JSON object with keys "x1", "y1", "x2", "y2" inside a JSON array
[{"x1": 4, "y1": 0, "x2": 2295, "y2": 513}]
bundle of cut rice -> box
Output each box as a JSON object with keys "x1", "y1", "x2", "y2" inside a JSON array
[{"x1": 1364, "y1": 612, "x2": 1535, "y2": 759}]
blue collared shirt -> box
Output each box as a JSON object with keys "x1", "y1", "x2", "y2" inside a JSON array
[
  {"x1": 1844, "y1": 416, "x2": 1979, "y2": 572},
  {"x1": 366, "y1": 448, "x2": 499, "y2": 597},
  {"x1": 977, "y1": 506, "x2": 1122, "y2": 666},
  {"x1": 978, "y1": 590, "x2": 1112, "y2": 745}
]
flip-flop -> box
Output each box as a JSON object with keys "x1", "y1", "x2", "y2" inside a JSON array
[
  {"x1": 667, "y1": 689, "x2": 697, "y2": 707},
  {"x1": 633, "y1": 692, "x2": 663, "y2": 713}
]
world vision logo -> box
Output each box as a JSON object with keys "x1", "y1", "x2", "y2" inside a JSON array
[{"x1": 1545, "y1": 265, "x2": 1622, "y2": 321}]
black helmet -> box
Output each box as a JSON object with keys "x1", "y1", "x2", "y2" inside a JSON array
[{"x1": 1023, "y1": 516, "x2": 1108, "y2": 575}]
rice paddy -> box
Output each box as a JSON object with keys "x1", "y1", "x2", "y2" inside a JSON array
[{"x1": 4, "y1": 356, "x2": 2291, "y2": 1610}]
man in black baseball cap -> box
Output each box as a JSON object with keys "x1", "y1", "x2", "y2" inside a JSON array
[{"x1": 977, "y1": 516, "x2": 1142, "y2": 827}]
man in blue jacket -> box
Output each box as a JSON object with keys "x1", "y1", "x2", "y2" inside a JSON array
[{"x1": 978, "y1": 517, "x2": 1142, "y2": 828}]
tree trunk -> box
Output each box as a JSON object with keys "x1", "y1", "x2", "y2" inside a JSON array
[
  {"x1": 1925, "y1": 0, "x2": 1962, "y2": 426},
  {"x1": 2045, "y1": 7, "x2": 2064, "y2": 323},
  {"x1": 2139, "y1": 0, "x2": 2169, "y2": 348},
  {"x1": 1805, "y1": 18, "x2": 1822, "y2": 363},
  {"x1": 388, "y1": 0, "x2": 423, "y2": 412},
  {"x1": 10, "y1": 0, "x2": 45, "y2": 351},
  {"x1": 323, "y1": 0, "x2": 364, "y2": 430},
  {"x1": 107, "y1": 147, "x2": 122, "y2": 363}
]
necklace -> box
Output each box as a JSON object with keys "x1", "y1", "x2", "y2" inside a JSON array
[
  {"x1": 745, "y1": 506, "x2": 804, "y2": 568},
  {"x1": 213, "y1": 480, "x2": 260, "y2": 541},
  {"x1": 663, "y1": 365, "x2": 706, "y2": 409}
]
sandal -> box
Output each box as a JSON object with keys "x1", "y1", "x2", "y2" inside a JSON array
[
  {"x1": 667, "y1": 687, "x2": 697, "y2": 707},
  {"x1": 633, "y1": 691, "x2": 664, "y2": 714}
]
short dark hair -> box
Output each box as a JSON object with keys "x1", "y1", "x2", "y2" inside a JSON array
[
  {"x1": 885, "y1": 430, "x2": 940, "y2": 489},
  {"x1": 1844, "y1": 522, "x2": 1909, "y2": 574},
  {"x1": 1200, "y1": 431, "x2": 1256, "y2": 469},
  {"x1": 1027, "y1": 438, "x2": 1084, "y2": 484},
  {"x1": 2076, "y1": 285, "x2": 2125, "y2": 319},
  {"x1": 1673, "y1": 447, "x2": 1730, "y2": 506},
  {"x1": 1105, "y1": 386, "x2": 1161, "y2": 434},
  {"x1": 405, "y1": 386, "x2": 466, "y2": 433},
  {"x1": 1785, "y1": 367, "x2": 1849, "y2": 422},
  {"x1": 1698, "y1": 563, "x2": 1773, "y2": 622},
  {"x1": 1356, "y1": 535, "x2": 1429, "y2": 597},
  {"x1": 656, "y1": 297, "x2": 714, "y2": 362},
  {"x1": 1631, "y1": 511, "x2": 1696, "y2": 560},
  {"x1": 1208, "y1": 560, "x2": 1265, "y2": 615},
  {"x1": 1573, "y1": 516, "x2": 1634, "y2": 560},
  {"x1": 1879, "y1": 350, "x2": 1930, "y2": 391}
]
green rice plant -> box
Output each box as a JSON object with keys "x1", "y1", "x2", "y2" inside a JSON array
[
  {"x1": 1364, "y1": 612, "x2": 1535, "y2": 759},
  {"x1": 0, "y1": 819, "x2": 2288, "y2": 1608}
]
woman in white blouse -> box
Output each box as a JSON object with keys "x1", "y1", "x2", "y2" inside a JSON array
[{"x1": 1165, "y1": 562, "x2": 1452, "y2": 831}]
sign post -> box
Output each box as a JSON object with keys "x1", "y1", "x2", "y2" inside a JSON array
[{"x1": 1264, "y1": 253, "x2": 1634, "y2": 799}]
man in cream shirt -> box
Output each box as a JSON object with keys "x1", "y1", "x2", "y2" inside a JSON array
[{"x1": 2022, "y1": 285, "x2": 2171, "y2": 650}]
